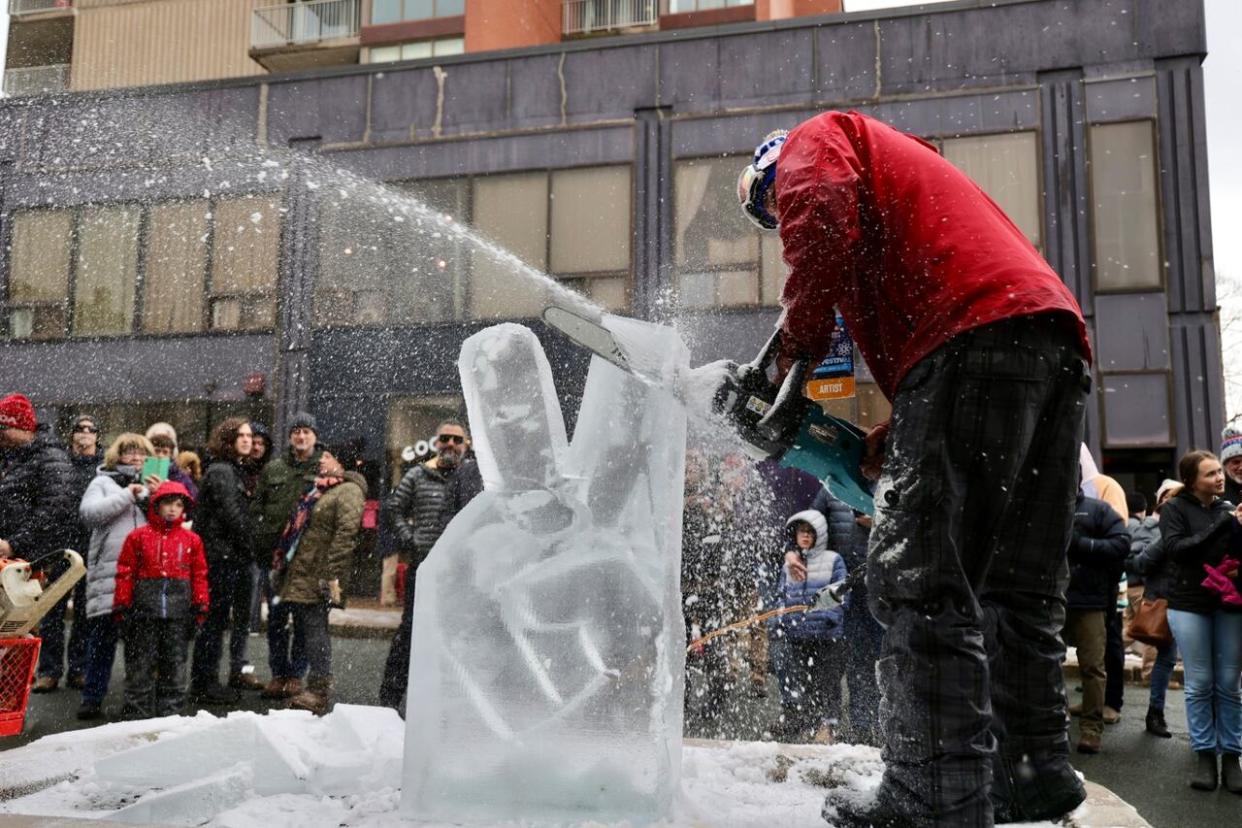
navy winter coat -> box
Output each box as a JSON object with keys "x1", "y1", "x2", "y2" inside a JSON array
[
  {"x1": 1066, "y1": 494, "x2": 1129, "y2": 611},
  {"x1": 1160, "y1": 490, "x2": 1241, "y2": 615}
]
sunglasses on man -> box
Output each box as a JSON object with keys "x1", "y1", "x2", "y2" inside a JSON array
[
  {"x1": 73, "y1": 425, "x2": 99, "y2": 434},
  {"x1": 437, "y1": 434, "x2": 465, "y2": 445}
]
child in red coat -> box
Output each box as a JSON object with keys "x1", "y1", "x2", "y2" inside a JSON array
[{"x1": 114, "y1": 481, "x2": 208, "y2": 718}]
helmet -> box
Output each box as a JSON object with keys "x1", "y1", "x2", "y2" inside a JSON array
[{"x1": 737, "y1": 129, "x2": 788, "y2": 230}]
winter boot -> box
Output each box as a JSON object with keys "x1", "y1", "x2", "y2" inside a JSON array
[
  {"x1": 260, "y1": 677, "x2": 293, "y2": 699},
  {"x1": 991, "y1": 753, "x2": 1086, "y2": 823},
  {"x1": 289, "y1": 676, "x2": 331, "y2": 716},
  {"x1": 821, "y1": 788, "x2": 904, "y2": 828},
  {"x1": 1191, "y1": 751, "x2": 1219, "y2": 791},
  {"x1": 228, "y1": 670, "x2": 264, "y2": 691},
  {"x1": 1222, "y1": 753, "x2": 1242, "y2": 795},
  {"x1": 1145, "y1": 707, "x2": 1172, "y2": 738}
]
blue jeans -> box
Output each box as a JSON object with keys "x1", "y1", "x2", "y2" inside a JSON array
[
  {"x1": 82, "y1": 615, "x2": 120, "y2": 706},
  {"x1": 1148, "y1": 640, "x2": 1179, "y2": 712},
  {"x1": 267, "y1": 598, "x2": 309, "y2": 679},
  {"x1": 1167, "y1": 608, "x2": 1242, "y2": 754}
]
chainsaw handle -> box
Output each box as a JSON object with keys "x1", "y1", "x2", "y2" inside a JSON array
[{"x1": 756, "y1": 356, "x2": 810, "y2": 443}]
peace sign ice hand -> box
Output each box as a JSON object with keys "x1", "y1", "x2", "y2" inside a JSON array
[{"x1": 402, "y1": 319, "x2": 690, "y2": 824}]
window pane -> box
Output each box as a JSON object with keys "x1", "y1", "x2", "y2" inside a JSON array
[
  {"x1": 760, "y1": 233, "x2": 787, "y2": 306},
  {"x1": 406, "y1": 0, "x2": 434, "y2": 19},
  {"x1": 470, "y1": 172, "x2": 548, "y2": 319},
  {"x1": 144, "y1": 200, "x2": 208, "y2": 334},
  {"x1": 211, "y1": 196, "x2": 281, "y2": 295},
  {"x1": 433, "y1": 37, "x2": 464, "y2": 57},
  {"x1": 369, "y1": 45, "x2": 401, "y2": 63},
  {"x1": 402, "y1": 41, "x2": 433, "y2": 60},
  {"x1": 585, "y1": 276, "x2": 628, "y2": 312},
  {"x1": 317, "y1": 194, "x2": 398, "y2": 325},
  {"x1": 678, "y1": 272, "x2": 715, "y2": 310},
  {"x1": 211, "y1": 298, "x2": 242, "y2": 330},
  {"x1": 550, "y1": 166, "x2": 630, "y2": 274},
  {"x1": 942, "y1": 132, "x2": 1041, "y2": 248},
  {"x1": 435, "y1": 0, "x2": 464, "y2": 16},
  {"x1": 1091, "y1": 122, "x2": 1161, "y2": 291},
  {"x1": 73, "y1": 205, "x2": 140, "y2": 336},
  {"x1": 717, "y1": 269, "x2": 759, "y2": 306},
  {"x1": 394, "y1": 177, "x2": 469, "y2": 322},
  {"x1": 10, "y1": 210, "x2": 71, "y2": 304},
  {"x1": 675, "y1": 157, "x2": 760, "y2": 309},
  {"x1": 371, "y1": 0, "x2": 402, "y2": 24}
]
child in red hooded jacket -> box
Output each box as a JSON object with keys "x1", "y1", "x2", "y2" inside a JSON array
[{"x1": 114, "y1": 480, "x2": 208, "y2": 718}]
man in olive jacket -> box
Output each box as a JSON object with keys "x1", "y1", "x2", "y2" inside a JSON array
[
  {"x1": 250, "y1": 412, "x2": 321, "y2": 697},
  {"x1": 276, "y1": 443, "x2": 367, "y2": 715}
]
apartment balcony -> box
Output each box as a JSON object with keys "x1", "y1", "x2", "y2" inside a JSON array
[
  {"x1": 563, "y1": 0, "x2": 657, "y2": 36},
  {"x1": 8, "y1": 0, "x2": 73, "y2": 18},
  {"x1": 251, "y1": 0, "x2": 361, "y2": 73},
  {"x1": 3, "y1": 63, "x2": 69, "y2": 96}
]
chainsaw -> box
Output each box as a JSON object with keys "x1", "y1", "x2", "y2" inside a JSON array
[
  {"x1": 542, "y1": 307, "x2": 874, "y2": 517},
  {"x1": 0, "y1": 549, "x2": 86, "y2": 637}
]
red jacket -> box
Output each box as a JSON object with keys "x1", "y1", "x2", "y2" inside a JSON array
[
  {"x1": 114, "y1": 481, "x2": 209, "y2": 619},
  {"x1": 776, "y1": 111, "x2": 1091, "y2": 399}
]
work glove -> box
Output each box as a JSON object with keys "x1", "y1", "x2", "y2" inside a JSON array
[{"x1": 1202, "y1": 557, "x2": 1242, "y2": 607}]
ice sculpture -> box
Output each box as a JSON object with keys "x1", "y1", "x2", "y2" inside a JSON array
[{"x1": 401, "y1": 317, "x2": 689, "y2": 824}]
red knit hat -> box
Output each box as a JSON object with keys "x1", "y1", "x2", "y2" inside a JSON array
[{"x1": 0, "y1": 394, "x2": 37, "y2": 432}]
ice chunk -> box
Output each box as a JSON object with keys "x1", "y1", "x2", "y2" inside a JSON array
[
  {"x1": 109, "y1": 764, "x2": 253, "y2": 826},
  {"x1": 403, "y1": 317, "x2": 689, "y2": 825},
  {"x1": 94, "y1": 714, "x2": 306, "y2": 796}
]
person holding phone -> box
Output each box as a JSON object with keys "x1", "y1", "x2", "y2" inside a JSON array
[{"x1": 145, "y1": 423, "x2": 198, "y2": 502}]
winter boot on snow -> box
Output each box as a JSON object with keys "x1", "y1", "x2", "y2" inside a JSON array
[
  {"x1": 1145, "y1": 706, "x2": 1172, "y2": 738},
  {"x1": 1222, "y1": 753, "x2": 1242, "y2": 795},
  {"x1": 990, "y1": 753, "x2": 1086, "y2": 823},
  {"x1": 289, "y1": 676, "x2": 331, "y2": 716},
  {"x1": 1191, "y1": 751, "x2": 1219, "y2": 791},
  {"x1": 821, "y1": 789, "x2": 904, "y2": 828}
]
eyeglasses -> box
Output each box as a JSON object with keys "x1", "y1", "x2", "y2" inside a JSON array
[
  {"x1": 437, "y1": 434, "x2": 465, "y2": 445},
  {"x1": 73, "y1": 425, "x2": 98, "y2": 434}
]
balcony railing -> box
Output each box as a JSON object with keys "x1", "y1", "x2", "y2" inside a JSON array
[
  {"x1": 4, "y1": 64, "x2": 70, "y2": 97},
  {"x1": 252, "y1": 0, "x2": 360, "y2": 50},
  {"x1": 9, "y1": 0, "x2": 72, "y2": 15},
  {"x1": 563, "y1": 0, "x2": 657, "y2": 35}
]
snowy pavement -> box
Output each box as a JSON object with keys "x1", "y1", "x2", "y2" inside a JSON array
[{"x1": 0, "y1": 707, "x2": 1148, "y2": 828}]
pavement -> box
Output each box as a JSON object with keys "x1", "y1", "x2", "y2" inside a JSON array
[{"x1": 6, "y1": 609, "x2": 1237, "y2": 826}]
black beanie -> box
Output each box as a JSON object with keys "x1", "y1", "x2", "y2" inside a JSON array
[{"x1": 288, "y1": 412, "x2": 318, "y2": 435}]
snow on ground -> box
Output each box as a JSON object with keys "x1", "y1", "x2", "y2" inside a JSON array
[{"x1": 0, "y1": 707, "x2": 1068, "y2": 827}]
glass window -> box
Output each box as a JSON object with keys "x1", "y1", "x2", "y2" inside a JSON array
[
  {"x1": 470, "y1": 172, "x2": 549, "y2": 320},
  {"x1": 7, "y1": 210, "x2": 71, "y2": 339},
  {"x1": 675, "y1": 156, "x2": 768, "y2": 309},
  {"x1": 370, "y1": 0, "x2": 462, "y2": 24},
  {"x1": 368, "y1": 45, "x2": 402, "y2": 63},
  {"x1": 432, "y1": 36, "x2": 464, "y2": 57},
  {"x1": 550, "y1": 166, "x2": 631, "y2": 275},
  {"x1": 73, "y1": 205, "x2": 141, "y2": 336},
  {"x1": 143, "y1": 200, "x2": 208, "y2": 334},
  {"x1": 315, "y1": 178, "x2": 467, "y2": 327},
  {"x1": 401, "y1": 41, "x2": 433, "y2": 60},
  {"x1": 942, "y1": 131, "x2": 1042, "y2": 249},
  {"x1": 210, "y1": 195, "x2": 281, "y2": 330},
  {"x1": 667, "y1": 0, "x2": 752, "y2": 11},
  {"x1": 1090, "y1": 121, "x2": 1162, "y2": 291}
]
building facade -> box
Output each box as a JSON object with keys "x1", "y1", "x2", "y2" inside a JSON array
[{"x1": 0, "y1": 0, "x2": 1221, "y2": 492}]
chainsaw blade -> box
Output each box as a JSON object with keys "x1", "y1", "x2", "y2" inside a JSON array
[{"x1": 542, "y1": 306, "x2": 632, "y2": 373}]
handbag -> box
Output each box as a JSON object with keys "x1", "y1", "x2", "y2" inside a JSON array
[{"x1": 1127, "y1": 596, "x2": 1172, "y2": 648}]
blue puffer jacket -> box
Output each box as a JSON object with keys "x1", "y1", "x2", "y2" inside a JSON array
[{"x1": 770, "y1": 509, "x2": 848, "y2": 642}]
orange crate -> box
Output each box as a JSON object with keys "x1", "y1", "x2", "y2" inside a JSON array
[{"x1": 0, "y1": 637, "x2": 40, "y2": 737}]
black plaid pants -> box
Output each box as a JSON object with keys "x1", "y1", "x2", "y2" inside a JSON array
[{"x1": 865, "y1": 314, "x2": 1089, "y2": 826}]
